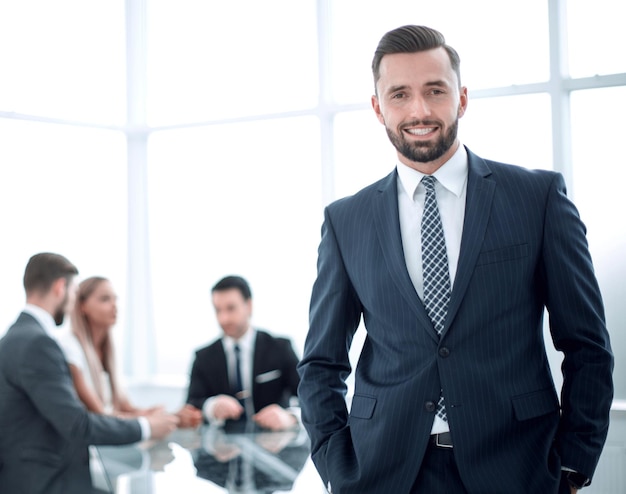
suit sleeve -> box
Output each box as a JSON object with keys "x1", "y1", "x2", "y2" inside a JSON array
[
  {"x1": 186, "y1": 351, "x2": 212, "y2": 410},
  {"x1": 297, "y1": 207, "x2": 362, "y2": 478},
  {"x1": 279, "y1": 338, "x2": 301, "y2": 403},
  {"x1": 20, "y1": 333, "x2": 142, "y2": 445},
  {"x1": 542, "y1": 173, "x2": 613, "y2": 479}
]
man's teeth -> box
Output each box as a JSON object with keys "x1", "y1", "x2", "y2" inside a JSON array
[{"x1": 406, "y1": 127, "x2": 435, "y2": 136}]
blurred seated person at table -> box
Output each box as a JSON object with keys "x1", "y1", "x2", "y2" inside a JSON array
[
  {"x1": 57, "y1": 276, "x2": 163, "y2": 418},
  {"x1": 178, "y1": 275, "x2": 300, "y2": 431}
]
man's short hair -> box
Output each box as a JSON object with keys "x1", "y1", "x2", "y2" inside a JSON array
[
  {"x1": 23, "y1": 252, "x2": 78, "y2": 294},
  {"x1": 372, "y1": 24, "x2": 462, "y2": 90},
  {"x1": 211, "y1": 275, "x2": 252, "y2": 301}
]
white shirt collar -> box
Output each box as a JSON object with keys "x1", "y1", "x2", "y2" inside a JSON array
[
  {"x1": 223, "y1": 326, "x2": 256, "y2": 352},
  {"x1": 22, "y1": 303, "x2": 58, "y2": 337},
  {"x1": 396, "y1": 143, "x2": 468, "y2": 200}
]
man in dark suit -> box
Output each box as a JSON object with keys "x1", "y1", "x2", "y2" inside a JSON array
[
  {"x1": 180, "y1": 276, "x2": 301, "y2": 431},
  {"x1": 0, "y1": 252, "x2": 178, "y2": 494},
  {"x1": 297, "y1": 25, "x2": 613, "y2": 494}
]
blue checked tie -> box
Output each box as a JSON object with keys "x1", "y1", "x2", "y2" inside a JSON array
[{"x1": 421, "y1": 175, "x2": 451, "y2": 422}]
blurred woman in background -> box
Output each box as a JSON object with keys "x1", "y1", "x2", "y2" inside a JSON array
[{"x1": 58, "y1": 276, "x2": 160, "y2": 417}]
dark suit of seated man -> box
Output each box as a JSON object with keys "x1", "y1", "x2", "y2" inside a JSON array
[
  {"x1": 0, "y1": 252, "x2": 178, "y2": 494},
  {"x1": 177, "y1": 275, "x2": 300, "y2": 432}
]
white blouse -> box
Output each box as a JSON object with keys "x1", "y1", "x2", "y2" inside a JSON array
[{"x1": 56, "y1": 330, "x2": 113, "y2": 413}]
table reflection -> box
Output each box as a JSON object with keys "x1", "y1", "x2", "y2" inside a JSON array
[
  {"x1": 96, "y1": 422, "x2": 316, "y2": 494},
  {"x1": 195, "y1": 422, "x2": 310, "y2": 493}
]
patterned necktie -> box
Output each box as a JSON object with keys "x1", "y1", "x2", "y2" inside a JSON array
[{"x1": 421, "y1": 175, "x2": 451, "y2": 422}]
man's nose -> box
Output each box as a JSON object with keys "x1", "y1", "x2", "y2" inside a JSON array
[{"x1": 409, "y1": 96, "x2": 431, "y2": 119}]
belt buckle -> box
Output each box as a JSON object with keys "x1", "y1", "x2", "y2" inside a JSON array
[{"x1": 435, "y1": 433, "x2": 453, "y2": 449}]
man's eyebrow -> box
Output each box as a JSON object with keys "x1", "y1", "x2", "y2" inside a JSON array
[
  {"x1": 386, "y1": 84, "x2": 409, "y2": 94},
  {"x1": 386, "y1": 80, "x2": 451, "y2": 94},
  {"x1": 424, "y1": 80, "x2": 450, "y2": 88}
]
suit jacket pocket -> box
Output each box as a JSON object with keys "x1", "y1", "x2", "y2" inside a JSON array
[
  {"x1": 512, "y1": 387, "x2": 559, "y2": 421},
  {"x1": 349, "y1": 394, "x2": 377, "y2": 419},
  {"x1": 255, "y1": 369, "x2": 282, "y2": 383},
  {"x1": 476, "y1": 243, "x2": 530, "y2": 266}
]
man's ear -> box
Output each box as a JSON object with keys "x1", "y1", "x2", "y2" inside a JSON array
[
  {"x1": 51, "y1": 277, "x2": 67, "y2": 298},
  {"x1": 458, "y1": 86, "x2": 468, "y2": 118},
  {"x1": 371, "y1": 94, "x2": 385, "y2": 125}
]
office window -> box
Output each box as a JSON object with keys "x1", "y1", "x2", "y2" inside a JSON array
[
  {"x1": 0, "y1": 0, "x2": 126, "y2": 125},
  {"x1": 146, "y1": 0, "x2": 319, "y2": 126},
  {"x1": 147, "y1": 117, "x2": 321, "y2": 375},
  {"x1": 0, "y1": 120, "x2": 127, "y2": 329},
  {"x1": 571, "y1": 87, "x2": 626, "y2": 225},
  {"x1": 567, "y1": 0, "x2": 626, "y2": 78}
]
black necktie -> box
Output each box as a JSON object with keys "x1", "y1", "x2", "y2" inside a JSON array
[{"x1": 233, "y1": 344, "x2": 245, "y2": 408}]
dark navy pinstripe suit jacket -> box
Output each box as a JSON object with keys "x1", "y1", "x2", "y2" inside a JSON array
[{"x1": 297, "y1": 148, "x2": 613, "y2": 494}]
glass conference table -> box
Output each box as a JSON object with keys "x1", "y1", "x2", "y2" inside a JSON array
[{"x1": 95, "y1": 421, "x2": 325, "y2": 494}]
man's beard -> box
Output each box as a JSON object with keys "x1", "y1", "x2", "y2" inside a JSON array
[
  {"x1": 53, "y1": 292, "x2": 69, "y2": 326},
  {"x1": 386, "y1": 118, "x2": 458, "y2": 164}
]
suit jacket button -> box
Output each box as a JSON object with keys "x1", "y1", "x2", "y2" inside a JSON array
[
  {"x1": 439, "y1": 347, "x2": 450, "y2": 358},
  {"x1": 425, "y1": 401, "x2": 436, "y2": 412}
]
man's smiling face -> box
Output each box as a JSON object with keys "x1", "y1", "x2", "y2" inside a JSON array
[{"x1": 371, "y1": 47, "x2": 468, "y2": 174}]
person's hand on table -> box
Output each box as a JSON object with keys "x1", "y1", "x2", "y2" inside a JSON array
[
  {"x1": 176, "y1": 404, "x2": 203, "y2": 428},
  {"x1": 147, "y1": 410, "x2": 179, "y2": 439},
  {"x1": 253, "y1": 404, "x2": 297, "y2": 431},
  {"x1": 213, "y1": 395, "x2": 245, "y2": 421}
]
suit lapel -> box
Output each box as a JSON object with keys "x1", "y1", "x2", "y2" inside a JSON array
[
  {"x1": 443, "y1": 149, "x2": 495, "y2": 335},
  {"x1": 372, "y1": 171, "x2": 436, "y2": 339},
  {"x1": 251, "y1": 331, "x2": 263, "y2": 380},
  {"x1": 216, "y1": 341, "x2": 233, "y2": 391}
]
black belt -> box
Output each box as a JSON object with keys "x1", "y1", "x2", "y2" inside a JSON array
[{"x1": 429, "y1": 432, "x2": 453, "y2": 448}]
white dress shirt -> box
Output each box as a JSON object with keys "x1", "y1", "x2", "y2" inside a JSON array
[
  {"x1": 396, "y1": 144, "x2": 468, "y2": 434},
  {"x1": 222, "y1": 327, "x2": 256, "y2": 401},
  {"x1": 203, "y1": 327, "x2": 257, "y2": 423}
]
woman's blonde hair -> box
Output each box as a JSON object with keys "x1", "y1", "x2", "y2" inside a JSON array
[{"x1": 70, "y1": 276, "x2": 126, "y2": 410}]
